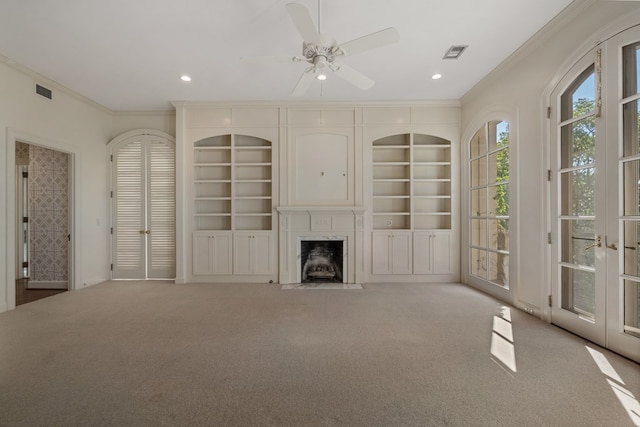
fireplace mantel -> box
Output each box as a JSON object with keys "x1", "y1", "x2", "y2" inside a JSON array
[
  {"x1": 276, "y1": 206, "x2": 367, "y2": 215},
  {"x1": 277, "y1": 206, "x2": 366, "y2": 284}
]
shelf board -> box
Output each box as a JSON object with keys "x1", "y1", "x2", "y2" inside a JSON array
[
  {"x1": 413, "y1": 162, "x2": 451, "y2": 166},
  {"x1": 412, "y1": 178, "x2": 451, "y2": 182},
  {"x1": 373, "y1": 162, "x2": 410, "y2": 166},
  {"x1": 413, "y1": 212, "x2": 452, "y2": 216},
  {"x1": 194, "y1": 179, "x2": 232, "y2": 183},
  {"x1": 412, "y1": 195, "x2": 451, "y2": 199},
  {"x1": 373, "y1": 178, "x2": 410, "y2": 182},
  {"x1": 373, "y1": 195, "x2": 410, "y2": 199},
  {"x1": 235, "y1": 146, "x2": 271, "y2": 151},
  {"x1": 372, "y1": 212, "x2": 411, "y2": 216},
  {"x1": 195, "y1": 197, "x2": 232, "y2": 201},
  {"x1": 235, "y1": 179, "x2": 272, "y2": 183},
  {"x1": 373, "y1": 144, "x2": 410, "y2": 148},
  {"x1": 414, "y1": 144, "x2": 451, "y2": 149},
  {"x1": 194, "y1": 163, "x2": 232, "y2": 167},
  {"x1": 194, "y1": 147, "x2": 231, "y2": 150},
  {"x1": 194, "y1": 213, "x2": 232, "y2": 217},
  {"x1": 234, "y1": 213, "x2": 272, "y2": 217},
  {"x1": 235, "y1": 163, "x2": 272, "y2": 167},
  {"x1": 235, "y1": 196, "x2": 272, "y2": 200}
]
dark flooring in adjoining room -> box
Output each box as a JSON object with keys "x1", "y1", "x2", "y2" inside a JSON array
[
  {"x1": 15, "y1": 279, "x2": 67, "y2": 306},
  {"x1": 0, "y1": 281, "x2": 638, "y2": 426}
]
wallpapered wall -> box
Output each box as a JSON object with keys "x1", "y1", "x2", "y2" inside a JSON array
[{"x1": 17, "y1": 142, "x2": 70, "y2": 285}]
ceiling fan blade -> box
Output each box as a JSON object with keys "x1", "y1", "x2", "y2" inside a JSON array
[
  {"x1": 332, "y1": 63, "x2": 374, "y2": 90},
  {"x1": 286, "y1": 3, "x2": 322, "y2": 45},
  {"x1": 241, "y1": 55, "x2": 304, "y2": 64},
  {"x1": 338, "y1": 27, "x2": 400, "y2": 56},
  {"x1": 291, "y1": 68, "x2": 315, "y2": 96}
]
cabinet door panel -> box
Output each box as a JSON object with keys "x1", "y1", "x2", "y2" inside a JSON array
[
  {"x1": 252, "y1": 234, "x2": 272, "y2": 274},
  {"x1": 372, "y1": 233, "x2": 393, "y2": 275},
  {"x1": 432, "y1": 232, "x2": 452, "y2": 274},
  {"x1": 413, "y1": 233, "x2": 432, "y2": 274},
  {"x1": 392, "y1": 233, "x2": 412, "y2": 275},
  {"x1": 233, "y1": 233, "x2": 273, "y2": 275},
  {"x1": 193, "y1": 233, "x2": 232, "y2": 275},
  {"x1": 193, "y1": 234, "x2": 212, "y2": 275},
  {"x1": 233, "y1": 234, "x2": 252, "y2": 274},
  {"x1": 372, "y1": 232, "x2": 412, "y2": 274}
]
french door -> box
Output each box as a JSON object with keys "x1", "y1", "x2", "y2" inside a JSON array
[
  {"x1": 111, "y1": 133, "x2": 175, "y2": 279},
  {"x1": 550, "y1": 28, "x2": 640, "y2": 362}
]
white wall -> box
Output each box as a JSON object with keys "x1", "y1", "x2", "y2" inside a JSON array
[
  {"x1": 460, "y1": 1, "x2": 640, "y2": 315},
  {"x1": 111, "y1": 111, "x2": 175, "y2": 140},
  {"x1": 0, "y1": 58, "x2": 113, "y2": 311}
]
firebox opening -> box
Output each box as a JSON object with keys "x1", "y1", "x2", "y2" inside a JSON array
[{"x1": 300, "y1": 240, "x2": 344, "y2": 283}]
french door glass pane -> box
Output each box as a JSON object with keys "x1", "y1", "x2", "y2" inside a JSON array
[
  {"x1": 623, "y1": 43, "x2": 640, "y2": 98},
  {"x1": 624, "y1": 221, "x2": 640, "y2": 279},
  {"x1": 561, "y1": 168, "x2": 595, "y2": 216},
  {"x1": 623, "y1": 280, "x2": 640, "y2": 338},
  {"x1": 562, "y1": 219, "x2": 595, "y2": 267},
  {"x1": 561, "y1": 266, "x2": 595, "y2": 317},
  {"x1": 470, "y1": 129, "x2": 486, "y2": 158},
  {"x1": 471, "y1": 219, "x2": 487, "y2": 246},
  {"x1": 488, "y1": 251, "x2": 509, "y2": 286},
  {"x1": 471, "y1": 248, "x2": 487, "y2": 279},
  {"x1": 561, "y1": 118, "x2": 596, "y2": 168},
  {"x1": 623, "y1": 159, "x2": 640, "y2": 216},
  {"x1": 488, "y1": 220, "x2": 509, "y2": 251},
  {"x1": 470, "y1": 188, "x2": 487, "y2": 217},
  {"x1": 488, "y1": 148, "x2": 509, "y2": 184},
  {"x1": 470, "y1": 157, "x2": 487, "y2": 187},
  {"x1": 622, "y1": 101, "x2": 640, "y2": 157},
  {"x1": 488, "y1": 184, "x2": 509, "y2": 216},
  {"x1": 488, "y1": 121, "x2": 509, "y2": 151},
  {"x1": 562, "y1": 68, "x2": 595, "y2": 121}
]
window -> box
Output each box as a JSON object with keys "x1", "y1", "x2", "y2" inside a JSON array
[{"x1": 469, "y1": 121, "x2": 510, "y2": 287}]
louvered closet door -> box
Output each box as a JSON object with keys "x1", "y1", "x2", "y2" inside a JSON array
[
  {"x1": 146, "y1": 137, "x2": 176, "y2": 279},
  {"x1": 112, "y1": 134, "x2": 175, "y2": 279}
]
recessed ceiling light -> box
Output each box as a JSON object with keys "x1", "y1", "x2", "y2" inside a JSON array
[
  {"x1": 180, "y1": 75, "x2": 192, "y2": 82},
  {"x1": 432, "y1": 73, "x2": 442, "y2": 80},
  {"x1": 316, "y1": 73, "x2": 327, "y2": 81}
]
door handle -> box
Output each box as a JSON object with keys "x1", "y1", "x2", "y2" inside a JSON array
[
  {"x1": 146, "y1": 230, "x2": 151, "y2": 234},
  {"x1": 605, "y1": 237, "x2": 617, "y2": 250},
  {"x1": 584, "y1": 236, "x2": 602, "y2": 251}
]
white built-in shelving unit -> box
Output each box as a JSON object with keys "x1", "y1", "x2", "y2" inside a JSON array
[
  {"x1": 372, "y1": 133, "x2": 451, "y2": 230},
  {"x1": 370, "y1": 132, "x2": 454, "y2": 277},
  {"x1": 193, "y1": 134, "x2": 272, "y2": 231}
]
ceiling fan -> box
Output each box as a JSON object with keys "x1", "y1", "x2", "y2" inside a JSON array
[{"x1": 243, "y1": 2, "x2": 400, "y2": 96}]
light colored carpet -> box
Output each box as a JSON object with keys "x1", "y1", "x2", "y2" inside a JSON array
[{"x1": 0, "y1": 281, "x2": 638, "y2": 426}]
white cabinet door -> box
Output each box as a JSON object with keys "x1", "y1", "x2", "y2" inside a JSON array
[
  {"x1": 372, "y1": 231, "x2": 412, "y2": 275},
  {"x1": 193, "y1": 232, "x2": 232, "y2": 275},
  {"x1": 233, "y1": 232, "x2": 273, "y2": 275},
  {"x1": 413, "y1": 231, "x2": 452, "y2": 275}
]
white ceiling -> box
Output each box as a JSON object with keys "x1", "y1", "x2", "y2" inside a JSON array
[{"x1": 0, "y1": 0, "x2": 576, "y2": 111}]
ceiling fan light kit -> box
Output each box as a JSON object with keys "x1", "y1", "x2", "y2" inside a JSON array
[{"x1": 243, "y1": 2, "x2": 399, "y2": 96}]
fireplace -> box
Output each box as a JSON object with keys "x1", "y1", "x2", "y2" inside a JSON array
[
  {"x1": 299, "y1": 238, "x2": 345, "y2": 284},
  {"x1": 277, "y1": 206, "x2": 366, "y2": 284}
]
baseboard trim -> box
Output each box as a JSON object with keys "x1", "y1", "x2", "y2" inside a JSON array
[{"x1": 27, "y1": 281, "x2": 68, "y2": 290}]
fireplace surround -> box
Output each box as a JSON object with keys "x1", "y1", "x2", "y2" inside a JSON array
[{"x1": 277, "y1": 206, "x2": 366, "y2": 284}]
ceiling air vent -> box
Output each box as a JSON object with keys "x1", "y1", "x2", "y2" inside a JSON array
[
  {"x1": 443, "y1": 45, "x2": 468, "y2": 60},
  {"x1": 35, "y1": 84, "x2": 52, "y2": 100}
]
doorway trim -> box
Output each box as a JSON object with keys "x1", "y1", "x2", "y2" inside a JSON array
[{"x1": 4, "y1": 128, "x2": 79, "y2": 311}]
